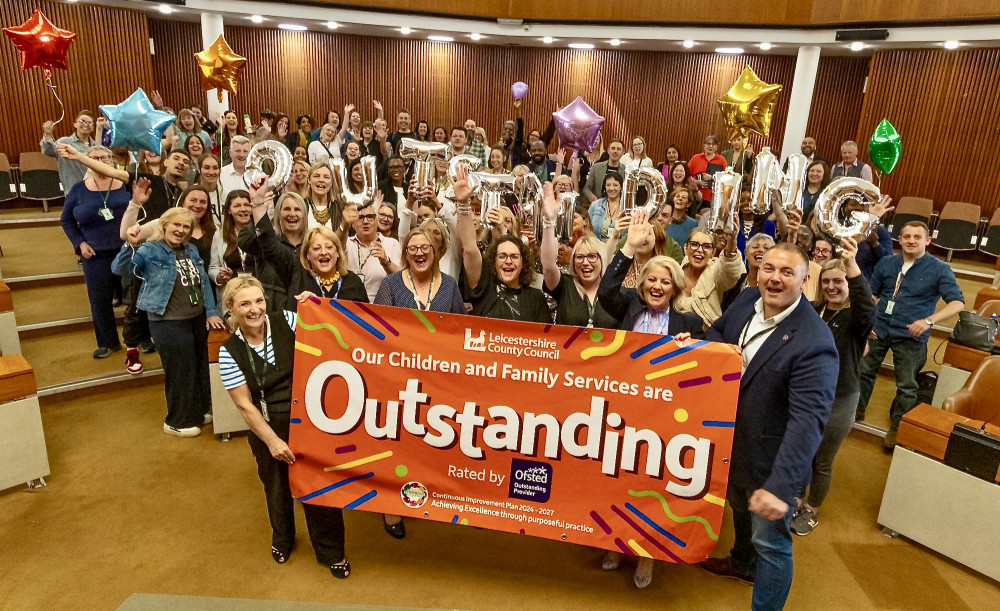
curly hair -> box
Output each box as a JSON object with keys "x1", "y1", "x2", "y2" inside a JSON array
[{"x1": 483, "y1": 235, "x2": 534, "y2": 288}]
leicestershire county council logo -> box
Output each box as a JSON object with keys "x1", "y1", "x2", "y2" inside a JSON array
[
  {"x1": 464, "y1": 328, "x2": 487, "y2": 352},
  {"x1": 508, "y1": 459, "x2": 553, "y2": 503},
  {"x1": 400, "y1": 481, "x2": 428, "y2": 508}
]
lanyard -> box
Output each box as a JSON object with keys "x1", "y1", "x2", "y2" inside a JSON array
[
  {"x1": 242, "y1": 321, "x2": 270, "y2": 422},
  {"x1": 357, "y1": 238, "x2": 377, "y2": 270},
  {"x1": 642, "y1": 309, "x2": 670, "y2": 335},
  {"x1": 738, "y1": 310, "x2": 774, "y2": 352},
  {"x1": 315, "y1": 276, "x2": 342, "y2": 298},
  {"x1": 407, "y1": 270, "x2": 434, "y2": 311},
  {"x1": 891, "y1": 270, "x2": 906, "y2": 299}
]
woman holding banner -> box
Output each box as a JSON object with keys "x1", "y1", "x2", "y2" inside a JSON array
[
  {"x1": 218, "y1": 276, "x2": 351, "y2": 578},
  {"x1": 453, "y1": 165, "x2": 551, "y2": 323},
  {"x1": 539, "y1": 183, "x2": 617, "y2": 329},
  {"x1": 596, "y1": 208, "x2": 704, "y2": 588}
]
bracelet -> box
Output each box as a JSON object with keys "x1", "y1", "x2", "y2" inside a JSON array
[
  {"x1": 457, "y1": 204, "x2": 473, "y2": 215},
  {"x1": 542, "y1": 219, "x2": 557, "y2": 229}
]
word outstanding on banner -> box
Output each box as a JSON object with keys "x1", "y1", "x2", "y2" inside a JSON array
[{"x1": 288, "y1": 300, "x2": 740, "y2": 564}]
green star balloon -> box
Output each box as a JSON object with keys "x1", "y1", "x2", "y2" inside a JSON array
[{"x1": 869, "y1": 118, "x2": 902, "y2": 175}]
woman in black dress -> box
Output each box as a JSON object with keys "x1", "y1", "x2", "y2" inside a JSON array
[{"x1": 218, "y1": 276, "x2": 351, "y2": 578}]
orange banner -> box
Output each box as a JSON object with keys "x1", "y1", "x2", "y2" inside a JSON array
[{"x1": 288, "y1": 299, "x2": 741, "y2": 563}]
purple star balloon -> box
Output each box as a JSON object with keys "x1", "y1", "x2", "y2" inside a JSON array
[{"x1": 552, "y1": 96, "x2": 604, "y2": 153}]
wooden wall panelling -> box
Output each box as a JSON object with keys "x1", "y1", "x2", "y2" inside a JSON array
[
  {"x1": 805, "y1": 56, "x2": 869, "y2": 163},
  {"x1": 856, "y1": 48, "x2": 1000, "y2": 218},
  {"x1": 148, "y1": 18, "x2": 203, "y2": 114},
  {"x1": 0, "y1": 1, "x2": 154, "y2": 164}
]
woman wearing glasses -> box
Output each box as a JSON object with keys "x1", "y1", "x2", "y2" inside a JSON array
[
  {"x1": 453, "y1": 165, "x2": 550, "y2": 323},
  {"x1": 673, "y1": 228, "x2": 745, "y2": 328},
  {"x1": 539, "y1": 183, "x2": 617, "y2": 329}
]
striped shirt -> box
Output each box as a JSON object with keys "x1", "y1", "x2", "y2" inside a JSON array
[{"x1": 218, "y1": 311, "x2": 297, "y2": 390}]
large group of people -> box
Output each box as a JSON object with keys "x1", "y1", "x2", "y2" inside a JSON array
[{"x1": 52, "y1": 91, "x2": 965, "y2": 606}]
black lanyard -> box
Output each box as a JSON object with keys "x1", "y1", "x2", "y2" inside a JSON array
[
  {"x1": 738, "y1": 308, "x2": 773, "y2": 352},
  {"x1": 242, "y1": 322, "x2": 270, "y2": 422}
]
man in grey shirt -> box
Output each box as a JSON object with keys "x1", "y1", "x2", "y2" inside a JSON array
[{"x1": 40, "y1": 110, "x2": 100, "y2": 192}]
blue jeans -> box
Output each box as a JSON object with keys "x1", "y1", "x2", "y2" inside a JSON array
[
  {"x1": 728, "y1": 485, "x2": 795, "y2": 611},
  {"x1": 856, "y1": 335, "x2": 927, "y2": 428}
]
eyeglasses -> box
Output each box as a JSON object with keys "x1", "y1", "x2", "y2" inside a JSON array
[
  {"x1": 406, "y1": 244, "x2": 434, "y2": 255},
  {"x1": 573, "y1": 253, "x2": 601, "y2": 264},
  {"x1": 686, "y1": 241, "x2": 715, "y2": 251},
  {"x1": 814, "y1": 247, "x2": 833, "y2": 255},
  {"x1": 495, "y1": 252, "x2": 522, "y2": 262},
  {"x1": 90, "y1": 155, "x2": 112, "y2": 163},
  {"x1": 377, "y1": 213, "x2": 394, "y2": 221},
  {"x1": 357, "y1": 213, "x2": 377, "y2": 222}
]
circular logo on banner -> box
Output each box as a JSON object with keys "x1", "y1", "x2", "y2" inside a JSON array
[{"x1": 400, "y1": 482, "x2": 428, "y2": 508}]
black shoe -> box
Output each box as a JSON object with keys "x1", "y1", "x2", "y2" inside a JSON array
[
  {"x1": 699, "y1": 556, "x2": 755, "y2": 585},
  {"x1": 855, "y1": 411, "x2": 866, "y2": 422},
  {"x1": 139, "y1": 339, "x2": 156, "y2": 354},
  {"x1": 271, "y1": 545, "x2": 290, "y2": 564},
  {"x1": 383, "y1": 517, "x2": 406, "y2": 539},
  {"x1": 93, "y1": 345, "x2": 121, "y2": 359},
  {"x1": 330, "y1": 560, "x2": 351, "y2": 579}
]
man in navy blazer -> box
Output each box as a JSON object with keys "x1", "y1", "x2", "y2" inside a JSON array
[{"x1": 700, "y1": 242, "x2": 838, "y2": 610}]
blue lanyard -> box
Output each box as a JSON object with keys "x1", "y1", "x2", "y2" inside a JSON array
[
  {"x1": 642, "y1": 309, "x2": 669, "y2": 335},
  {"x1": 315, "y1": 276, "x2": 342, "y2": 298}
]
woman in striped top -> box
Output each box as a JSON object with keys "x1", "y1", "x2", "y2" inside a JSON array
[{"x1": 218, "y1": 276, "x2": 351, "y2": 579}]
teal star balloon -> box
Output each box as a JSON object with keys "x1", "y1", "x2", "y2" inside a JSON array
[
  {"x1": 100, "y1": 88, "x2": 175, "y2": 154},
  {"x1": 869, "y1": 118, "x2": 902, "y2": 175}
]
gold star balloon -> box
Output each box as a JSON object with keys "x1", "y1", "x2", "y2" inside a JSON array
[
  {"x1": 194, "y1": 35, "x2": 246, "y2": 102},
  {"x1": 716, "y1": 66, "x2": 783, "y2": 140}
]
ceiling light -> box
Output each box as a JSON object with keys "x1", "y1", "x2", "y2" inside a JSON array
[
  {"x1": 682, "y1": 40, "x2": 696, "y2": 48},
  {"x1": 542, "y1": 37, "x2": 554, "y2": 44},
  {"x1": 158, "y1": 4, "x2": 172, "y2": 14},
  {"x1": 250, "y1": 15, "x2": 264, "y2": 24},
  {"x1": 325, "y1": 21, "x2": 339, "y2": 30},
  {"x1": 428, "y1": 35, "x2": 454, "y2": 42},
  {"x1": 400, "y1": 27, "x2": 412, "y2": 35},
  {"x1": 850, "y1": 41, "x2": 864, "y2": 52},
  {"x1": 715, "y1": 47, "x2": 745, "y2": 54},
  {"x1": 470, "y1": 33, "x2": 482, "y2": 41},
  {"x1": 278, "y1": 24, "x2": 307, "y2": 31},
  {"x1": 759, "y1": 42, "x2": 772, "y2": 51},
  {"x1": 569, "y1": 43, "x2": 594, "y2": 50},
  {"x1": 609, "y1": 39, "x2": 621, "y2": 47},
  {"x1": 943, "y1": 40, "x2": 960, "y2": 49}
]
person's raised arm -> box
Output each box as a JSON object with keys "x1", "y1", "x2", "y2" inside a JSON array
[
  {"x1": 373, "y1": 100, "x2": 384, "y2": 122},
  {"x1": 248, "y1": 176, "x2": 274, "y2": 226},
  {"x1": 452, "y1": 163, "x2": 482, "y2": 289},
  {"x1": 539, "y1": 182, "x2": 562, "y2": 291},
  {"x1": 839, "y1": 237, "x2": 875, "y2": 334},
  {"x1": 120, "y1": 177, "x2": 152, "y2": 240},
  {"x1": 40, "y1": 121, "x2": 57, "y2": 157},
  {"x1": 604, "y1": 213, "x2": 629, "y2": 262},
  {"x1": 338, "y1": 104, "x2": 354, "y2": 141},
  {"x1": 57, "y1": 143, "x2": 129, "y2": 182}
]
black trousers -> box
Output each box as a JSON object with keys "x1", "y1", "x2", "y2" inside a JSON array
[
  {"x1": 81, "y1": 250, "x2": 121, "y2": 350},
  {"x1": 122, "y1": 274, "x2": 152, "y2": 347},
  {"x1": 148, "y1": 313, "x2": 211, "y2": 429},
  {"x1": 247, "y1": 411, "x2": 346, "y2": 565}
]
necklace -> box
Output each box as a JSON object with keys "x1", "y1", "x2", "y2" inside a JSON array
[
  {"x1": 407, "y1": 270, "x2": 434, "y2": 310},
  {"x1": 311, "y1": 201, "x2": 331, "y2": 226}
]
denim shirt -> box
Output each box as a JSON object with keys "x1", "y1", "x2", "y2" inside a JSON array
[
  {"x1": 112, "y1": 240, "x2": 219, "y2": 318},
  {"x1": 870, "y1": 253, "x2": 964, "y2": 342},
  {"x1": 589, "y1": 198, "x2": 612, "y2": 240}
]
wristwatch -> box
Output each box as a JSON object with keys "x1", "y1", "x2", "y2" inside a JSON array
[{"x1": 924, "y1": 318, "x2": 934, "y2": 326}]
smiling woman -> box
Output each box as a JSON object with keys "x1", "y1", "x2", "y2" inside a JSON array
[{"x1": 374, "y1": 226, "x2": 465, "y2": 313}]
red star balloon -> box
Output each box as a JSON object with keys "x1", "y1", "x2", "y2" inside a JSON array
[
  {"x1": 194, "y1": 35, "x2": 247, "y2": 103},
  {"x1": 3, "y1": 8, "x2": 76, "y2": 79}
]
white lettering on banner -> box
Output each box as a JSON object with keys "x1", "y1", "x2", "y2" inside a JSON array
[{"x1": 304, "y1": 361, "x2": 713, "y2": 498}]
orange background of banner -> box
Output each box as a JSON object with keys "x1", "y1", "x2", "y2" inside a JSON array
[{"x1": 288, "y1": 299, "x2": 741, "y2": 564}]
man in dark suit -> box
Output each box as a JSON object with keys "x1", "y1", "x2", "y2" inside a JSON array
[{"x1": 700, "y1": 242, "x2": 838, "y2": 610}]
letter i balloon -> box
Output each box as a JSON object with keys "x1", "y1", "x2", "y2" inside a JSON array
[{"x1": 3, "y1": 8, "x2": 76, "y2": 125}]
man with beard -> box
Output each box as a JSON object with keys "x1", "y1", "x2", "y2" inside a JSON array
[
  {"x1": 526, "y1": 140, "x2": 556, "y2": 183},
  {"x1": 700, "y1": 243, "x2": 838, "y2": 610},
  {"x1": 385, "y1": 108, "x2": 415, "y2": 157},
  {"x1": 378, "y1": 157, "x2": 407, "y2": 206},
  {"x1": 782, "y1": 136, "x2": 825, "y2": 171},
  {"x1": 582, "y1": 139, "x2": 625, "y2": 203}
]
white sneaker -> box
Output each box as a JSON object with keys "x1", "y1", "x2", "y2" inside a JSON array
[
  {"x1": 163, "y1": 423, "x2": 201, "y2": 437},
  {"x1": 203, "y1": 413, "x2": 213, "y2": 425}
]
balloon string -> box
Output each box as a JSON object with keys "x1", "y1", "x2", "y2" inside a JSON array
[{"x1": 45, "y1": 77, "x2": 66, "y2": 126}]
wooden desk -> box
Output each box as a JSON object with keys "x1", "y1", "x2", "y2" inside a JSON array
[
  {"x1": 974, "y1": 286, "x2": 1000, "y2": 310},
  {"x1": 206, "y1": 328, "x2": 249, "y2": 437},
  {"x1": 0, "y1": 353, "x2": 35, "y2": 402},
  {"x1": 942, "y1": 341, "x2": 991, "y2": 373},
  {"x1": 0, "y1": 354, "x2": 49, "y2": 491},
  {"x1": 0, "y1": 281, "x2": 20, "y2": 355}
]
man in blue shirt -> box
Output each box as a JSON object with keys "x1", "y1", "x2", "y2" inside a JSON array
[
  {"x1": 856, "y1": 221, "x2": 965, "y2": 447},
  {"x1": 40, "y1": 110, "x2": 100, "y2": 192}
]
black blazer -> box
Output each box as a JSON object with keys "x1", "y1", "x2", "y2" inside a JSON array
[
  {"x1": 598, "y1": 251, "x2": 705, "y2": 337},
  {"x1": 706, "y1": 288, "x2": 839, "y2": 506}
]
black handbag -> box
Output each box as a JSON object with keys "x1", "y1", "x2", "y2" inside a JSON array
[{"x1": 948, "y1": 311, "x2": 1000, "y2": 352}]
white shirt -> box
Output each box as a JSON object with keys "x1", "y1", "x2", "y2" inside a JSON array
[
  {"x1": 346, "y1": 234, "x2": 402, "y2": 301},
  {"x1": 739, "y1": 297, "x2": 798, "y2": 370},
  {"x1": 220, "y1": 163, "x2": 247, "y2": 195},
  {"x1": 308, "y1": 138, "x2": 342, "y2": 165},
  {"x1": 620, "y1": 154, "x2": 654, "y2": 170}
]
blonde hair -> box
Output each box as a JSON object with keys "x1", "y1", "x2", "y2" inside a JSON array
[
  {"x1": 401, "y1": 226, "x2": 441, "y2": 276},
  {"x1": 569, "y1": 235, "x2": 605, "y2": 280},
  {"x1": 152, "y1": 207, "x2": 196, "y2": 243},
  {"x1": 814, "y1": 257, "x2": 848, "y2": 308},
  {"x1": 222, "y1": 276, "x2": 265, "y2": 331},
  {"x1": 419, "y1": 217, "x2": 451, "y2": 259},
  {"x1": 300, "y1": 226, "x2": 348, "y2": 276},
  {"x1": 637, "y1": 255, "x2": 685, "y2": 306},
  {"x1": 275, "y1": 192, "x2": 309, "y2": 245}
]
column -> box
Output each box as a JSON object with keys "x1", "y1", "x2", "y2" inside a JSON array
[
  {"x1": 780, "y1": 46, "x2": 821, "y2": 162},
  {"x1": 200, "y1": 12, "x2": 228, "y2": 118}
]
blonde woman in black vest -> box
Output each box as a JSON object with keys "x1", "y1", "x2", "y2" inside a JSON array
[{"x1": 218, "y1": 276, "x2": 351, "y2": 579}]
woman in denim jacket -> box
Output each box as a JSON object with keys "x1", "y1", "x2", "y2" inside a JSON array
[{"x1": 114, "y1": 207, "x2": 226, "y2": 437}]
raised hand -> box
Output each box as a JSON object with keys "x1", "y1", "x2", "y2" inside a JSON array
[
  {"x1": 249, "y1": 176, "x2": 271, "y2": 206},
  {"x1": 870, "y1": 195, "x2": 894, "y2": 219},
  {"x1": 623, "y1": 209, "x2": 653, "y2": 255},
  {"x1": 372, "y1": 100, "x2": 383, "y2": 112},
  {"x1": 541, "y1": 181, "x2": 559, "y2": 222},
  {"x1": 132, "y1": 177, "x2": 152, "y2": 205},
  {"x1": 42, "y1": 120, "x2": 55, "y2": 137},
  {"x1": 125, "y1": 225, "x2": 143, "y2": 247},
  {"x1": 370, "y1": 239, "x2": 388, "y2": 266},
  {"x1": 56, "y1": 142, "x2": 80, "y2": 160},
  {"x1": 150, "y1": 90, "x2": 164, "y2": 109},
  {"x1": 839, "y1": 236, "x2": 858, "y2": 261},
  {"x1": 344, "y1": 103, "x2": 356, "y2": 117},
  {"x1": 373, "y1": 189, "x2": 384, "y2": 208},
  {"x1": 450, "y1": 162, "x2": 474, "y2": 202}
]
